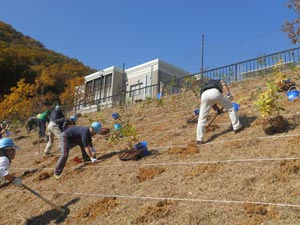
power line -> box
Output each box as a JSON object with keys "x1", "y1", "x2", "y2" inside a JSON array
[
  {"x1": 207, "y1": 28, "x2": 281, "y2": 49},
  {"x1": 171, "y1": 28, "x2": 283, "y2": 67}
]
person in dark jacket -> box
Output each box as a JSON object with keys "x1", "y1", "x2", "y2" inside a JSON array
[
  {"x1": 25, "y1": 117, "x2": 39, "y2": 134},
  {"x1": 44, "y1": 116, "x2": 77, "y2": 155},
  {"x1": 49, "y1": 105, "x2": 65, "y2": 122},
  {"x1": 196, "y1": 79, "x2": 243, "y2": 145},
  {"x1": 54, "y1": 121, "x2": 102, "y2": 179}
]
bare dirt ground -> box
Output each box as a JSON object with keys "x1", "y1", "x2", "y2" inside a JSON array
[{"x1": 1, "y1": 74, "x2": 300, "y2": 225}]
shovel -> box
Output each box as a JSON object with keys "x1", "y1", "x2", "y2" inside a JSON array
[
  {"x1": 22, "y1": 184, "x2": 65, "y2": 214},
  {"x1": 206, "y1": 107, "x2": 224, "y2": 128}
]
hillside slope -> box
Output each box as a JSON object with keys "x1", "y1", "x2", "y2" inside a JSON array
[
  {"x1": 1, "y1": 74, "x2": 300, "y2": 225},
  {"x1": 0, "y1": 21, "x2": 95, "y2": 118}
]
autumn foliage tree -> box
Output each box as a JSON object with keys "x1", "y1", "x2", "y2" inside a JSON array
[
  {"x1": 59, "y1": 76, "x2": 85, "y2": 113},
  {"x1": 282, "y1": 0, "x2": 300, "y2": 44},
  {"x1": 0, "y1": 79, "x2": 36, "y2": 121},
  {"x1": 0, "y1": 21, "x2": 96, "y2": 122}
]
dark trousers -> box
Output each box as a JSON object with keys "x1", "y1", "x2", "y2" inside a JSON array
[
  {"x1": 37, "y1": 119, "x2": 46, "y2": 137},
  {"x1": 55, "y1": 133, "x2": 90, "y2": 176}
]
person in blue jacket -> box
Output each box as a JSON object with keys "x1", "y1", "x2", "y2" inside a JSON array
[{"x1": 54, "y1": 122, "x2": 102, "y2": 179}]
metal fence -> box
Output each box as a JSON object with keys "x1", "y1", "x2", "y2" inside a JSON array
[{"x1": 75, "y1": 46, "x2": 300, "y2": 113}]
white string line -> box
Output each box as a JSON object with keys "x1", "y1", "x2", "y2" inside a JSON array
[
  {"x1": 126, "y1": 76, "x2": 284, "y2": 118},
  {"x1": 152, "y1": 133, "x2": 300, "y2": 148},
  {"x1": 14, "y1": 89, "x2": 297, "y2": 148},
  {"x1": 12, "y1": 156, "x2": 300, "y2": 172},
  {"x1": 119, "y1": 84, "x2": 253, "y2": 116},
  {"x1": 14, "y1": 118, "x2": 294, "y2": 153},
  {"x1": 3, "y1": 189, "x2": 300, "y2": 208},
  {"x1": 15, "y1": 104, "x2": 299, "y2": 151},
  {"x1": 109, "y1": 86, "x2": 262, "y2": 128},
  {"x1": 16, "y1": 132, "x2": 300, "y2": 158},
  {"x1": 128, "y1": 102, "x2": 297, "y2": 129}
]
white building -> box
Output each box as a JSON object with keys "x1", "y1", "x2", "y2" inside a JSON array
[{"x1": 77, "y1": 59, "x2": 191, "y2": 112}]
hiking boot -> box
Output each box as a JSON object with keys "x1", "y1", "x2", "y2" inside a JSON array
[
  {"x1": 234, "y1": 127, "x2": 245, "y2": 134},
  {"x1": 54, "y1": 172, "x2": 62, "y2": 179}
]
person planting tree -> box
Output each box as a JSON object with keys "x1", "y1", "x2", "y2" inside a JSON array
[
  {"x1": 37, "y1": 109, "x2": 51, "y2": 138},
  {"x1": 44, "y1": 115, "x2": 77, "y2": 156},
  {"x1": 196, "y1": 79, "x2": 243, "y2": 144},
  {"x1": 0, "y1": 138, "x2": 22, "y2": 187},
  {"x1": 53, "y1": 121, "x2": 102, "y2": 179}
]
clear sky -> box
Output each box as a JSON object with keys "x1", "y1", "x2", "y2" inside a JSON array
[{"x1": 0, "y1": 0, "x2": 298, "y2": 74}]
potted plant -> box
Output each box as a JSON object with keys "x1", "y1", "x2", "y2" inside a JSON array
[
  {"x1": 273, "y1": 59, "x2": 296, "y2": 92},
  {"x1": 109, "y1": 112, "x2": 138, "y2": 150},
  {"x1": 254, "y1": 81, "x2": 286, "y2": 135}
]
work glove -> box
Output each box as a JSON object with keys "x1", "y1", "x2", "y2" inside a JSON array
[
  {"x1": 12, "y1": 177, "x2": 22, "y2": 187},
  {"x1": 226, "y1": 93, "x2": 234, "y2": 101},
  {"x1": 90, "y1": 157, "x2": 97, "y2": 163}
]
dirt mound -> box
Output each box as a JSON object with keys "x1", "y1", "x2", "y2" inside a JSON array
[
  {"x1": 137, "y1": 167, "x2": 165, "y2": 182},
  {"x1": 70, "y1": 197, "x2": 117, "y2": 224},
  {"x1": 133, "y1": 200, "x2": 176, "y2": 224}
]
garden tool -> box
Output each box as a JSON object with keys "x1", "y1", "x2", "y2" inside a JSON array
[
  {"x1": 22, "y1": 183, "x2": 65, "y2": 214},
  {"x1": 206, "y1": 107, "x2": 224, "y2": 128}
]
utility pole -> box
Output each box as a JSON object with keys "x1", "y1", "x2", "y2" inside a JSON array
[
  {"x1": 201, "y1": 33, "x2": 204, "y2": 87},
  {"x1": 121, "y1": 62, "x2": 126, "y2": 105}
]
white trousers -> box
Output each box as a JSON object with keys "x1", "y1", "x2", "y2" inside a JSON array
[
  {"x1": 196, "y1": 88, "x2": 241, "y2": 142},
  {"x1": 45, "y1": 121, "x2": 62, "y2": 154}
]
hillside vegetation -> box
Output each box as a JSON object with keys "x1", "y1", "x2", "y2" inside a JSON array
[
  {"x1": 1, "y1": 68, "x2": 300, "y2": 224},
  {"x1": 0, "y1": 21, "x2": 95, "y2": 121}
]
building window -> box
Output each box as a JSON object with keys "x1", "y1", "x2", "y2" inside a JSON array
[
  {"x1": 130, "y1": 83, "x2": 143, "y2": 97},
  {"x1": 93, "y1": 78, "x2": 103, "y2": 101},
  {"x1": 103, "y1": 74, "x2": 112, "y2": 101},
  {"x1": 85, "y1": 81, "x2": 94, "y2": 104}
]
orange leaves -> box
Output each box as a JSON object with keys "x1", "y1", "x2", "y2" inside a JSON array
[{"x1": 0, "y1": 79, "x2": 36, "y2": 120}]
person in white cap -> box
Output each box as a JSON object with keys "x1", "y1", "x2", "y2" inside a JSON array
[
  {"x1": 54, "y1": 121, "x2": 102, "y2": 179},
  {"x1": 0, "y1": 138, "x2": 22, "y2": 187}
]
